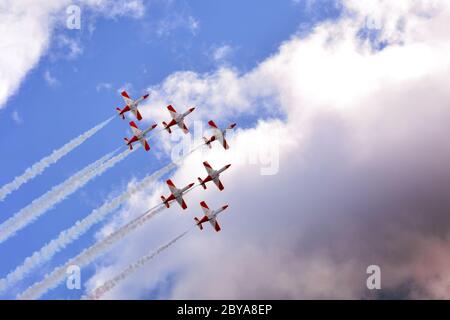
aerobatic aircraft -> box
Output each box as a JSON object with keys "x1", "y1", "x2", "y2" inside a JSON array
[
  {"x1": 124, "y1": 121, "x2": 157, "y2": 151},
  {"x1": 161, "y1": 179, "x2": 195, "y2": 209},
  {"x1": 203, "y1": 120, "x2": 236, "y2": 149},
  {"x1": 198, "y1": 161, "x2": 231, "y2": 191},
  {"x1": 194, "y1": 201, "x2": 229, "y2": 232},
  {"x1": 162, "y1": 105, "x2": 195, "y2": 134},
  {"x1": 116, "y1": 91, "x2": 149, "y2": 121}
]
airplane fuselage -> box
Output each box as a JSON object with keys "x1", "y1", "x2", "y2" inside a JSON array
[
  {"x1": 169, "y1": 112, "x2": 189, "y2": 127},
  {"x1": 199, "y1": 207, "x2": 227, "y2": 224}
]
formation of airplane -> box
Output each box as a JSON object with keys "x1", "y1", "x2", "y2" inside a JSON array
[
  {"x1": 115, "y1": 91, "x2": 236, "y2": 232},
  {"x1": 116, "y1": 91, "x2": 149, "y2": 121},
  {"x1": 124, "y1": 121, "x2": 157, "y2": 151},
  {"x1": 198, "y1": 161, "x2": 231, "y2": 191},
  {"x1": 194, "y1": 201, "x2": 229, "y2": 232},
  {"x1": 162, "y1": 105, "x2": 195, "y2": 134},
  {"x1": 203, "y1": 120, "x2": 236, "y2": 150}
]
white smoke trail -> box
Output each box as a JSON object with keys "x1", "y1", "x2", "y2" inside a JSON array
[
  {"x1": 0, "y1": 162, "x2": 176, "y2": 293},
  {"x1": 0, "y1": 116, "x2": 114, "y2": 202},
  {"x1": 0, "y1": 146, "x2": 133, "y2": 244},
  {"x1": 83, "y1": 229, "x2": 190, "y2": 300},
  {"x1": 10, "y1": 143, "x2": 203, "y2": 297},
  {"x1": 17, "y1": 205, "x2": 168, "y2": 300}
]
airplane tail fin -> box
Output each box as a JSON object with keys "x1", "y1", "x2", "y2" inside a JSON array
[
  {"x1": 162, "y1": 121, "x2": 172, "y2": 134},
  {"x1": 197, "y1": 177, "x2": 207, "y2": 189},
  {"x1": 116, "y1": 108, "x2": 125, "y2": 119},
  {"x1": 124, "y1": 138, "x2": 132, "y2": 150},
  {"x1": 136, "y1": 109, "x2": 143, "y2": 121},
  {"x1": 194, "y1": 217, "x2": 204, "y2": 230},
  {"x1": 203, "y1": 137, "x2": 212, "y2": 148},
  {"x1": 161, "y1": 196, "x2": 170, "y2": 208}
]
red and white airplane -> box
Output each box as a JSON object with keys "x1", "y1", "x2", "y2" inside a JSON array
[
  {"x1": 203, "y1": 120, "x2": 236, "y2": 150},
  {"x1": 162, "y1": 105, "x2": 195, "y2": 134},
  {"x1": 124, "y1": 121, "x2": 157, "y2": 151},
  {"x1": 116, "y1": 91, "x2": 149, "y2": 121},
  {"x1": 161, "y1": 179, "x2": 195, "y2": 210},
  {"x1": 198, "y1": 161, "x2": 231, "y2": 191},
  {"x1": 194, "y1": 201, "x2": 229, "y2": 232}
]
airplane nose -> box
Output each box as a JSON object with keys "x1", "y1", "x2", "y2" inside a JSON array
[
  {"x1": 226, "y1": 164, "x2": 231, "y2": 169},
  {"x1": 222, "y1": 205, "x2": 229, "y2": 210},
  {"x1": 190, "y1": 107, "x2": 195, "y2": 112}
]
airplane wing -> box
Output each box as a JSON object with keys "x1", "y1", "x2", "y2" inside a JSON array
[
  {"x1": 140, "y1": 138, "x2": 150, "y2": 151},
  {"x1": 208, "y1": 120, "x2": 222, "y2": 137},
  {"x1": 167, "y1": 105, "x2": 179, "y2": 119},
  {"x1": 213, "y1": 177, "x2": 225, "y2": 191},
  {"x1": 221, "y1": 138, "x2": 229, "y2": 149},
  {"x1": 121, "y1": 91, "x2": 133, "y2": 106},
  {"x1": 200, "y1": 201, "x2": 211, "y2": 216},
  {"x1": 166, "y1": 179, "x2": 180, "y2": 195},
  {"x1": 129, "y1": 121, "x2": 142, "y2": 136},
  {"x1": 215, "y1": 133, "x2": 229, "y2": 149},
  {"x1": 209, "y1": 217, "x2": 221, "y2": 232},
  {"x1": 135, "y1": 93, "x2": 149, "y2": 104},
  {"x1": 203, "y1": 161, "x2": 215, "y2": 176},
  {"x1": 177, "y1": 120, "x2": 189, "y2": 134},
  {"x1": 131, "y1": 108, "x2": 143, "y2": 121},
  {"x1": 176, "y1": 196, "x2": 188, "y2": 210},
  {"x1": 208, "y1": 120, "x2": 219, "y2": 129}
]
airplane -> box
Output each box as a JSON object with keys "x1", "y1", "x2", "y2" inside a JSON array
[
  {"x1": 161, "y1": 179, "x2": 195, "y2": 209},
  {"x1": 194, "y1": 201, "x2": 229, "y2": 232},
  {"x1": 198, "y1": 161, "x2": 231, "y2": 191},
  {"x1": 203, "y1": 120, "x2": 236, "y2": 150},
  {"x1": 162, "y1": 105, "x2": 195, "y2": 134},
  {"x1": 116, "y1": 91, "x2": 149, "y2": 121},
  {"x1": 124, "y1": 121, "x2": 157, "y2": 151}
]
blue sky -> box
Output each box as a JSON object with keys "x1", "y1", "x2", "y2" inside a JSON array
[{"x1": 0, "y1": 0, "x2": 342, "y2": 299}]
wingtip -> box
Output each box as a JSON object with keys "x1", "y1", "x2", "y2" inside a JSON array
[{"x1": 203, "y1": 161, "x2": 211, "y2": 168}]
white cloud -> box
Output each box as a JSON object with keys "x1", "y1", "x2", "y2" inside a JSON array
[
  {"x1": 187, "y1": 16, "x2": 200, "y2": 35},
  {"x1": 43, "y1": 70, "x2": 59, "y2": 87},
  {"x1": 96, "y1": 82, "x2": 113, "y2": 92},
  {"x1": 84, "y1": 0, "x2": 450, "y2": 299},
  {"x1": 87, "y1": 0, "x2": 146, "y2": 19},
  {"x1": 156, "y1": 14, "x2": 200, "y2": 37},
  {"x1": 55, "y1": 35, "x2": 83, "y2": 59},
  {"x1": 212, "y1": 44, "x2": 233, "y2": 63},
  {"x1": 0, "y1": 0, "x2": 146, "y2": 110},
  {"x1": 11, "y1": 110, "x2": 23, "y2": 125}
]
